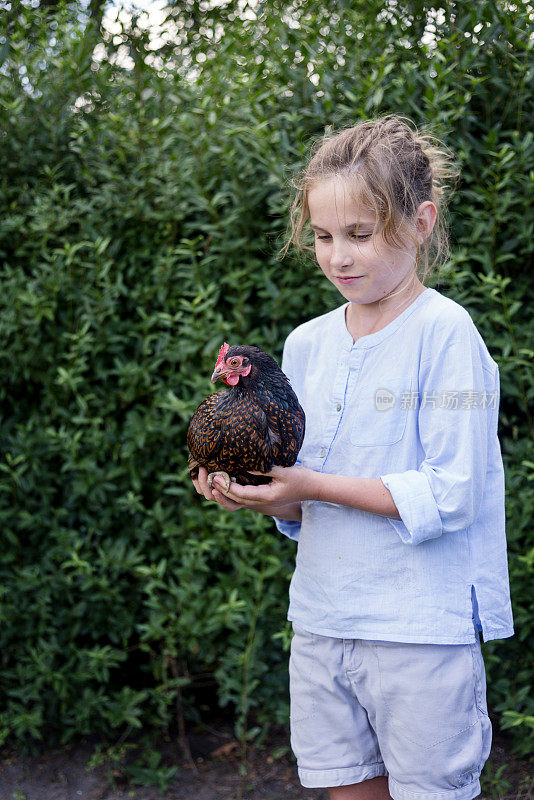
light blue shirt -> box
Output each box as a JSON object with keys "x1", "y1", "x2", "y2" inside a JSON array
[{"x1": 274, "y1": 288, "x2": 514, "y2": 644}]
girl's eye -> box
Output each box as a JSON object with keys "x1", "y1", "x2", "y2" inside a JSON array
[{"x1": 315, "y1": 233, "x2": 372, "y2": 241}]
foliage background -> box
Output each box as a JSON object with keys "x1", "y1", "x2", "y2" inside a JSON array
[{"x1": 0, "y1": 0, "x2": 533, "y2": 760}]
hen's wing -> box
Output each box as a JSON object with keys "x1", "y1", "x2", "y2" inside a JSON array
[
  {"x1": 187, "y1": 392, "x2": 226, "y2": 470},
  {"x1": 262, "y1": 395, "x2": 305, "y2": 468}
]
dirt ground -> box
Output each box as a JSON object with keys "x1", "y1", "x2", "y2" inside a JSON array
[{"x1": 0, "y1": 717, "x2": 532, "y2": 800}]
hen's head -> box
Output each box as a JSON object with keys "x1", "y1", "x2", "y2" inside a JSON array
[{"x1": 211, "y1": 343, "x2": 281, "y2": 387}]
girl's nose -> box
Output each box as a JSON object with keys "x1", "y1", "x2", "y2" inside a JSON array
[{"x1": 330, "y1": 238, "x2": 354, "y2": 269}]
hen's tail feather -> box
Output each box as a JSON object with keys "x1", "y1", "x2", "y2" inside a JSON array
[{"x1": 188, "y1": 454, "x2": 200, "y2": 479}]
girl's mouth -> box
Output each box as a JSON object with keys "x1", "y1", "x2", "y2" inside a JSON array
[{"x1": 337, "y1": 276, "x2": 364, "y2": 285}]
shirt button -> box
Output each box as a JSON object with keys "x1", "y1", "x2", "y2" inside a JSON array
[
  {"x1": 336, "y1": 403, "x2": 342, "y2": 411},
  {"x1": 320, "y1": 448, "x2": 327, "y2": 458}
]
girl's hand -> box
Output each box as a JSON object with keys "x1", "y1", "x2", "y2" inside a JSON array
[
  {"x1": 211, "y1": 464, "x2": 318, "y2": 510},
  {"x1": 191, "y1": 465, "x2": 313, "y2": 516},
  {"x1": 191, "y1": 466, "x2": 243, "y2": 511}
]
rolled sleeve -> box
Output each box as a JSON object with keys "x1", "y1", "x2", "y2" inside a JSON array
[
  {"x1": 380, "y1": 470, "x2": 442, "y2": 544},
  {"x1": 379, "y1": 328, "x2": 495, "y2": 546}
]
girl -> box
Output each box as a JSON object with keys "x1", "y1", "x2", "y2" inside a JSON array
[{"x1": 191, "y1": 115, "x2": 514, "y2": 800}]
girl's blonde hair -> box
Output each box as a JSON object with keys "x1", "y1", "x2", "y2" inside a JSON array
[{"x1": 280, "y1": 114, "x2": 458, "y2": 282}]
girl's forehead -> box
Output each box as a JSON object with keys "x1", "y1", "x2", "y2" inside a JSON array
[{"x1": 307, "y1": 177, "x2": 376, "y2": 228}]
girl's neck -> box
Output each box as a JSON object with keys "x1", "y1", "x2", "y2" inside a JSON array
[{"x1": 345, "y1": 278, "x2": 426, "y2": 343}]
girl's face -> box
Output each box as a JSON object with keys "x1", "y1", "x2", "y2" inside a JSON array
[{"x1": 307, "y1": 177, "x2": 422, "y2": 308}]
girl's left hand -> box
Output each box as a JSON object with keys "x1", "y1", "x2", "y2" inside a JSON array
[{"x1": 212, "y1": 464, "x2": 318, "y2": 509}]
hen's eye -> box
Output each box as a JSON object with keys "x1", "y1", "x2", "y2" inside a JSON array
[{"x1": 229, "y1": 358, "x2": 240, "y2": 367}]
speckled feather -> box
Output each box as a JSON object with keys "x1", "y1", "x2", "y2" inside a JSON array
[{"x1": 187, "y1": 345, "x2": 305, "y2": 486}]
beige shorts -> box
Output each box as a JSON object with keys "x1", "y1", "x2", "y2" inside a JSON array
[{"x1": 290, "y1": 623, "x2": 492, "y2": 800}]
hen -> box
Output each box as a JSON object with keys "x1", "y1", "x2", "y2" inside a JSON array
[{"x1": 187, "y1": 343, "x2": 305, "y2": 489}]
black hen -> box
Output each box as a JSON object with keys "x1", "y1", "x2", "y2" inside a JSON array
[{"x1": 187, "y1": 343, "x2": 305, "y2": 487}]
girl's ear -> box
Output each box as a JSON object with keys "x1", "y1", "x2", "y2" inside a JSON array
[{"x1": 415, "y1": 201, "x2": 437, "y2": 243}]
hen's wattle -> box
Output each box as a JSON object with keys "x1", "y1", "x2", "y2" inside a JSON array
[{"x1": 187, "y1": 344, "x2": 305, "y2": 486}]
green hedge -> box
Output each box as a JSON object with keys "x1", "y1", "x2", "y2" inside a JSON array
[{"x1": 0, "y1": 0, "x2": 532, "y2": 757}]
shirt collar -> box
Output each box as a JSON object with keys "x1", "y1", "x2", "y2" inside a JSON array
[{"x1": 336, "y1": 288, "x2": 435, "y2": 351}]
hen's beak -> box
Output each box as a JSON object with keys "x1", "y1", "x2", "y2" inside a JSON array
[{"x1": 211, "y1": 366, "x2": 228, "y2": 383}]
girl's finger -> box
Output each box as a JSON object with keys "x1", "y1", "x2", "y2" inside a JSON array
[
  {"x1": 196, "y1": 467, "x2": 216, "y2": 501},
  {"x1": 191, "y1": 473, "x2": 212, "y2": 499},
  {"x1": 214, "y1": 479, "x2": 271, "y2": 503},
  {"x1": 200, "y1": 483, "x2": 215, "y2": 502},
  {"x1": 212, "y1": 489, "x2": 243, "y2": 511}
]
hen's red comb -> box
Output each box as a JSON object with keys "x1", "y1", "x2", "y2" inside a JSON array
[{"x1": 215, "y1": 342, "x2": 230, "y2": 368}]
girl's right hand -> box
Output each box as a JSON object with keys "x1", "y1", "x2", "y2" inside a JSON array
[
  {"x1": 192, "y1": 466, "x2": 247, "y2": 512},
  {"x1": 192, "y1": 466, "x2": 302, "y2": 519}
]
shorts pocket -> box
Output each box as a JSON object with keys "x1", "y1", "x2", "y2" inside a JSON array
[
  {"x1": 350, "y1": 377, "x2": 412, "y2": 447},
  {"x1": 374, "y1": 642, "x2": 479, "y2": 750},
  {"x1": 289, "y1": 624, "x2": 318, "y2": 724}
]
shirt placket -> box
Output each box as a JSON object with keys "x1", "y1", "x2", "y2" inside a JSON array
[{"x1": 319, "y1": 342, "x2": 364, "y2": 469}]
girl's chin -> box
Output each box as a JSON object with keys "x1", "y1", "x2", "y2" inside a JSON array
[{"x1": 337, "y1": 285, "x2": 375, "y2": 303}]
